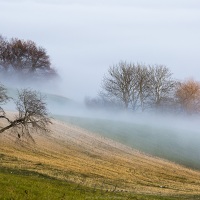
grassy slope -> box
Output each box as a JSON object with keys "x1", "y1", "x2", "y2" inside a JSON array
[
  {"x1": 54, "y1": 115, "x2": 200, "y2": 170},
  {"x1": 5, "y1": 87, "x2": 76, "y2": 115},
  {"x1": 1, "y1": 168, "x2": 200, "y2": 200},
  {"x1": 0, "y1": 167, "x2": 126, "y2": 200},
  {"x1": 0, "y1": 116, "x2": 200, "y2": 199},
  {"x1": 3, "y1": 167, "x2": 197, "y2": 200},
  {"x1": 6, "y1": 87, "x2": 200, "y2": 170}
]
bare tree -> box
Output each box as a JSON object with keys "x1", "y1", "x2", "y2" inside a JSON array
[
  {"x1": 148, "y1": 65, "x2": 176, "y2": 110},
  {"x1": 133, "y1": 64, "x2": 151, "y2": 111},
  {"x1": 101, "y1": 62, "x2": 177, "y2": 112},
  {"x1": 175, "y1": 79, "x2": 200, "y2": 114},
  {"x1": 0, "y1": 83, "x2": 9, "y2": 105},
  {"x1": 101, "y1": 61, "x2": 136, "y2": 109},
  {"x1": 0, "y1": 89, "x2": 51, "y2": 140},
  {"x1": 0, "y1": 83, "x2": 9, "y2": 116}
]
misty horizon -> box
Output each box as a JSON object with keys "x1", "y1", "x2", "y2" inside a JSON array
[{"x1": 0, "y1": 0, "x2": 200, "y2": 100}]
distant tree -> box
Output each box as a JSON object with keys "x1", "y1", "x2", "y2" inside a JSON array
[
  {"x1": 0, "y1": 83, "x2": 9, "y2": 105},
  {"x1": 24, "y1": 40, "x2": 51, "y2": 73},
  {"x1": 0, "y1": 88, "x2": 51, "y2": 141},
  {"x1": 0, "y1": 35, "x2": 57, "y2": 79},
  {"x1": 0, "y1": 35, "x2": 10, "y2": 71},
  {"x1": 175, "y1": 79, "x2": 200, "y2": 114},
  {"x1": 101, "y1": 62, "x2": 176, "y2": 111},
  {"x1": 148, "y1": 65, "x2": 176, "y2": 110},
  {"x1": 84, "y1": 95, "x2": 122, "y2": 111},
  {"x1": 101, "y1": 61, "x2": 136, "y2": 109},
  {"x1": 0, "y1": 83, "x2": 9, "y2": 115},
  {"x1": 133, "y1": 64, "x2": 151, "y2": 111}
]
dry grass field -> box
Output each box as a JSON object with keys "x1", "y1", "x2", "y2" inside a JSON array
[{"x1": 0, "y1": 113, "x2": 200, "y2": 197}]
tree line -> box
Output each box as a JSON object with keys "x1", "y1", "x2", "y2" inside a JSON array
[
  {"x1": 0, "y1": 35, "x2": 57, "y2": 79},
  {"x1": 85, "y1": 61, "x2": 200, "y2": 114}
]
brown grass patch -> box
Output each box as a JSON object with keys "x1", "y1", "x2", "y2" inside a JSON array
[{"x1": 0, "y1": 112, "x2": 200, "y2": 195}]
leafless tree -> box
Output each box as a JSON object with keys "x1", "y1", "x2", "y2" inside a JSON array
[
  {"x1": 0, "y1": 83, "x2": 9, "y2": 116},
  {"x1": 175, "y1": 79, "x2": 200, "y2": 114},
  {"x1": 101, "y1": 62, "x2": 176, "y2": 112},
  {"x1": 0, "y1": 83, "x2": 9, "y2": 105},
  {"x1": 0, "y1": 89, "x2": 51, "y2": 141},
  {"x1": 101, "y1": 61, "x2": 137, "y2": 109},
  {"x1": 148, "y1": 65, "x2": 176, "y2": 110},
  {"x1": 133, "y1": 64, "x2": 151, "y2": 111}
]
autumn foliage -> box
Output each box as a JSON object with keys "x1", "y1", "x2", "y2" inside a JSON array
[
  {"x1": 0, "y1": 35, "x2": 57, "y2": 79},
  {"x1": 175, "y1": 79, "x2": 200, "y2": 114}
]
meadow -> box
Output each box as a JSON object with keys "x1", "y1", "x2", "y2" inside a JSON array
[
  {"x1": 0, "y1": 112, "x2": 200, "y2": 199},
  {"x1": 54, "y1": 115, "x2": 200, "y2": 170},
  {"x1": 0, "y1": 167, "x2": 200, "y2": 200}
]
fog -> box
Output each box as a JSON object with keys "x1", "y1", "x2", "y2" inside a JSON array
[
  {"x1": 2, "y1": 81, "x2": 200, "y2": 170},
  {"x1": 0, "y1": 0, "x2": 200, "y2": 100},
  {"x1": 1, "y1": 0, "x2": 200, "y2": 169},
  {"x1": 53, "y1": 104, "x2": 200, "y2": 170}
]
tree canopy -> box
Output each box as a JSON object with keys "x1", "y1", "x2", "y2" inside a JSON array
[
  {"x1": 175, "y1": 79, "x2": 200, "y2": 114},
  {"x1": 0, "y1": 35, "x2": 57, "y2": 79}
]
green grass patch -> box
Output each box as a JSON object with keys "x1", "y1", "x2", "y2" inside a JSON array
[{"x1": 0, "y1": 167, "x2": 199, "y2": 200}]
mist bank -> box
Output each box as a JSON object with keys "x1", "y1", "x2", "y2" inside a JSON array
[
  {"x1": 55, "y1": 113, "x2": 200, "y2": 170},
  {"x1": 4, "y1": 82, "x2": 200, "y2": 136},
  {"x1": 3, "y1": 81, "x2": 200, "y2": 132},
  {"x1": 2, "y1": 83, "x2": 200, "y2": 170}
]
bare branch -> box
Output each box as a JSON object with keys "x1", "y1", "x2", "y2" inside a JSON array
[{"x1": 0, "y1": 88, "x2": 51, "y2": 141}]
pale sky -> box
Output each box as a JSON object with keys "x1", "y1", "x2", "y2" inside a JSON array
[{"x1": 0, "y1": 0, "x2": 200, "y2": 100}]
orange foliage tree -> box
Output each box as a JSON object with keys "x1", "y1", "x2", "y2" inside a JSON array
[{"x1": 175, "y1": 79, "x2": 200, "y2": 114}]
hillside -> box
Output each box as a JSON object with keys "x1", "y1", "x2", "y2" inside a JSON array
[
  {"x1": 3, "y1": 87, "x2": 200, "y2": 170},
  {"x1": 4, "y1": 87, "x2": 80, "y2": 116},
  {"x1": 54, "y1": 115, "x2": 200, "y2": 170},
  {"x1": 0, "y1": 113, "x2": 200, "y2": 199}
]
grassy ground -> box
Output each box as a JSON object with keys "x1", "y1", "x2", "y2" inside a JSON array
[
  {"x1": 1, "y1": 115, "x2": 200, "y2": 199},
  {"x1": 0, "y1": 167, "x2": 200, "y2": 200},
  {"x1": 54, "y1": 115, "x2": 200, "y2": 170},
  {"x1": 0, "y1": 167, "x2": 124, "y2": 200}
]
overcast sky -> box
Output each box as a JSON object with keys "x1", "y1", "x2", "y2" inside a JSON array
[{"x1": 0, "y1": 0, "x2": 200, "y2": 101}]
